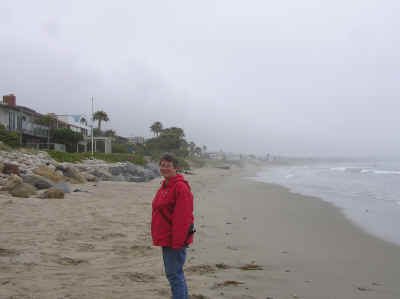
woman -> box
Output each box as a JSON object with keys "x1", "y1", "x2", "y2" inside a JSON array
[{"x1": 151, "y1": 153, "x2": 194, "y2": 299}]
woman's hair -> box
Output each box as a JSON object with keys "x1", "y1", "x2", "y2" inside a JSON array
[{"x1": 159, "y1": 152, "x2": 179, "y2": 169}]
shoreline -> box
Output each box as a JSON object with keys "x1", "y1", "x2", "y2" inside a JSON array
[
  {"x1": 252, "y1": 162, "x2": 400, "y2": 248},
  {"x1": 189, "y1": 163, "x2": 400, "y2": 298},
  {"x1": 0, "y1": 164, "x2": 400, "y2": 298}
]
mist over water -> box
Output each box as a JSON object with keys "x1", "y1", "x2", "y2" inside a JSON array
[{"x1": 253, "y1": 159, "x2": 400, "y2": 246}]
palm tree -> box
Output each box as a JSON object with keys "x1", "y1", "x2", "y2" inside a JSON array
[
  {"x1": 80, "y1": 117, "x2": 87, "y2": 126},
  {"x1": 150, "y1": 121, "x2": 163, "y2": 137},
  {"x1": 92, "y1": 110, "x2": 109, "y2": 131},
  {"x1": 188, "y1": 142, "x2": 196, "y2": 156}
]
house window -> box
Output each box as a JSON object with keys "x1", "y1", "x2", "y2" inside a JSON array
[
  {"x1": 8, "y1": 111, "x2": 15, "y2": 130},
  {"x1": 17, "y1": 114, "x2": 23, "y2": 130}
]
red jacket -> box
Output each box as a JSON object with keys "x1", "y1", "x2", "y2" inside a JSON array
[{"x1": 151, "y1": 174, "x2": 194, "y2": 249}]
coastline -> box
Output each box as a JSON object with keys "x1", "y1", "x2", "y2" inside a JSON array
[
  {"x1": 189, "y1": 163, "x2": 400, "y2": 299},
  {"x1": 0, "y1": 164, "x2": 399, "y2": 298}
]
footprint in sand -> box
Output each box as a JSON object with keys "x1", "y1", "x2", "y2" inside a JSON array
[
  {"x1": 112, "y1": 272, "x2": 156, "y2": 283},
  {"x1": 91, "y1": 232, "x2": 127, "y2": 241},
  {"x1": 0, "y1": 248, "x2": 19, "y2": 257},
  {"x1": 210, "y1": 280, "x2": 245, "y2": 290},
  {"x1": 77, "y1": 243, "x2": 95, "y2": 251},
  {"x1": 55, "y1": 256, "x2": 88, "y2": 266},
  {"x1": 185, "y1": 264, "x2": 217, "y2": 275},
  {"x1": 113, "y1": 245, "x2": 154, "y2": 256}
]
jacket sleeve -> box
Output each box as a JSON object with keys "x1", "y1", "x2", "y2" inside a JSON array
[{"x1": 171, "y1": 182, "x2": 193, "y2": 249}]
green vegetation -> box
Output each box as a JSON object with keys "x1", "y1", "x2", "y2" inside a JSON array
[
  {"x1": 111, "y1": 143, "x2": 131, "y2": 153},
  {"x1": 92, "y1": 110, "x2": 109, "y2": 131},
  {"x1": 52, "y1": 128, "x2": 83, "y2": 152},
  {"x1": 34, "y1": 113, "x2": 57, "y2": 126},
  {"x1": 46, "y1": 150, "x2": 146, "y2": 165},
  {"x1": 0, "y1": 124, "x2": 20, "y2": 147},
  {"x1": 150, "y1": 121, "x2": 163, "y2": 137},
  {"x1": 136, "y1": 122, "x2": 209, "y2": 170}
]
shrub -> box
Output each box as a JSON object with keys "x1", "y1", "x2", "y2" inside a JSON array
[
  {"x1": 112, "y1": 143, "x2": 131, "y2": 154},
  {"x1": 45, "y1": 150, "x2": 147, "y2": 166},
  {"x1": 0, "y1": 124, "x2": 20, "y2": 147}
]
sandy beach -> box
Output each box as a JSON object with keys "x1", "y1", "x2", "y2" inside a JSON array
[{"x1": 1, "y1": 164, "x2": 400, "y2": 299}]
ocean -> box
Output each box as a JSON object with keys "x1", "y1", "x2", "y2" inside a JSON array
[{"x1": 252, "y1": 159, "x2": 400, "y2": 246}]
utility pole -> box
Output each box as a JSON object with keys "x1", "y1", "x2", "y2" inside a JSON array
[{"x1": 91, "y1": 97, "x2": 94, "y2": 158}]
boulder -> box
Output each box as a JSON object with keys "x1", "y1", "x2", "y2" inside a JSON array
[
  {"x1": 127, "y1": 176, "x2": 147, "y2": 183},
  {"x1": 55, "y1": 170, "x2": 64, "y2": 177},
  {"x1": 3, "y1": 163, "x2": 20, "y2": 175},
  {"x1": 81, "y1": 172, "x2": 97, "y2": 182},
  {"x1": 64, "y1": 166, "x2": 86, "y2": 183},
  {"x1": 145, "y1": 163, "x2": 161, "y2": 177},
  {"x1": 23, "y1": 175, "x2": 54, "y2": 190},
  {"x1": 109, "y1": 165, "x2": 125, "y2": 176},
  {"x1": 33, "y1": 166, "x2": 65, "y2": 183},
  {"x1": 89, "y1": 169, "x2": 112, "y2": 181},
  {"x1": 10, "y1": 183, "x2": 37, "y2": 198},
  {"x1": 111, "y1": 174, "x2": 126, "y2": 182},
  {"x1": 53, "y1": 182, "x2": 72, "y2": 193},
  {"x1": 109, "y1": 163, "x2": 158, "y2": 182},
  {"x1": 40, "y1": 187, "x2": 64, "y2": 199},
  {"x1": 126, "y1": 162, "x2": 158, "y2": 180},
  {"x1": 2, "y1": 174, "x2": 23, "y2": 191}
]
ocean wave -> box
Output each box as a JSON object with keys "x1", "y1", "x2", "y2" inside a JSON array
[
  {"x1": 373, "y1": 170, "x2": 400, "y2": 175},
  {"x1": 330, "y1": 167, "x2": 400, "y2": 175},
  {"x1": 330, "y1": 167, "x2": 364, "y2": 173}
]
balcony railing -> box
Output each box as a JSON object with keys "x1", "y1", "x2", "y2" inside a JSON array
[{"x1": 19, "y1": 123, "x2": 49, "y2": 138}]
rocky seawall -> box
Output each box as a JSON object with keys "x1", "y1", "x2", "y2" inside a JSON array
[{"x1": 0, "y1": 147, "x2": 160, "y2": 198}]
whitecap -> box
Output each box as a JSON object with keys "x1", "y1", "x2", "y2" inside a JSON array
[{"x1": 373, "y1": 170, "x2": 400, "y2": 175}]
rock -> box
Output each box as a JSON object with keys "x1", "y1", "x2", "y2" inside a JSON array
[
  {"x1": 2, "y1": 174, "x2": 23, "y2": 191},
  {"x1": 53, "y1": 182, "x2": 72, "y2": 193},
  {"x1": 33, "y1": 167, "x2": 65, "y2": 183},
  {"x1": 64, "y1": 166, "x2": 86, "y2": 184},
  {"x1": 81, "y1": 172, "x2": 97, "y2": 182},
  {"x1": 3, "y1": 163, "x2": 20, "y2": 175},
  {"x1": 0, "y1": 162, "x2": 4, "y2": 173},
  {"x1": 145, "y1": 163, "x2": 161, "y2": 177},
  {"x1": 55, "y1": 164, "x2": 67, "y2": 172},
  {"x1": 55, "y1": 170, "x2": 64, "y2": 177},
  {"x1": 127, "y1": 176, "x2": 147, "y2": 183},
  {"x1": 126, "y1": 162, "x2": 155, "y2": 180},
  {"x1": 89, "y1": 169, "x2": 112, "y2": 181},
  {"x1": 22, "y1": 175, "x2": 54, "y2": 190},
  {"x1": 109, "y1": 162, "x2": 158, "y2": 182},
  {"x1": 109, "y1": 165, "x2": 125, "y2": 176},
  {"x1": 111, "y1": 174, "x2": 126, "y2": 182},
  {"x1": 40, "y1": 187, "x2": 64, "y2": 199},
  {"x1": 10, "y1": 183, "x2": 37, "y2": 198}
]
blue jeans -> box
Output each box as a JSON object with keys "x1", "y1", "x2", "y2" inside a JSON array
[{"x1": 162, "y1": 247, "x2": 188, "y2": 299}]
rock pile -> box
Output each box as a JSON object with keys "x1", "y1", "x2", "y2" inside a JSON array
[{"x1": 0, "y1": 149, "x2": 160, "y2": 198}]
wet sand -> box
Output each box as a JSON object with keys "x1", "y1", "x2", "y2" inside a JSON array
[{"x1": 0, "y1": 165, "x2": 400, "y2": 298}]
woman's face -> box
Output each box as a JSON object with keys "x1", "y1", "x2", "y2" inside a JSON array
[{"x1": 160, "y1": 160, "x2": 177, "y2": 180}]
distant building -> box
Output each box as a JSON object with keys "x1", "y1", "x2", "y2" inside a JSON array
[
  {"x1": 56, "y1": 115, "x2": 90, "y2": 137},
  {"x1": 207, "y1": 151, "x2": 225, "y2": 160},
  {"x1": 127, "y1": 136, "x2": 146, "y2": 145}
]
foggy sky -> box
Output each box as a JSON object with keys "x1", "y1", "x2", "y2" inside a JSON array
[{"x1": 1, "y1": 0, "x2": 400, "y2": 157}]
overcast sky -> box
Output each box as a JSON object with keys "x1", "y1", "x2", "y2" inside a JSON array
[{"x1": 1, "y1": 0, "x2": 399, "y2": 157}]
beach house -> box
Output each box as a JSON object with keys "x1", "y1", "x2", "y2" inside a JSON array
[{"x1": 0, "y1": 94, "x2": 49, "y2": 145}]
